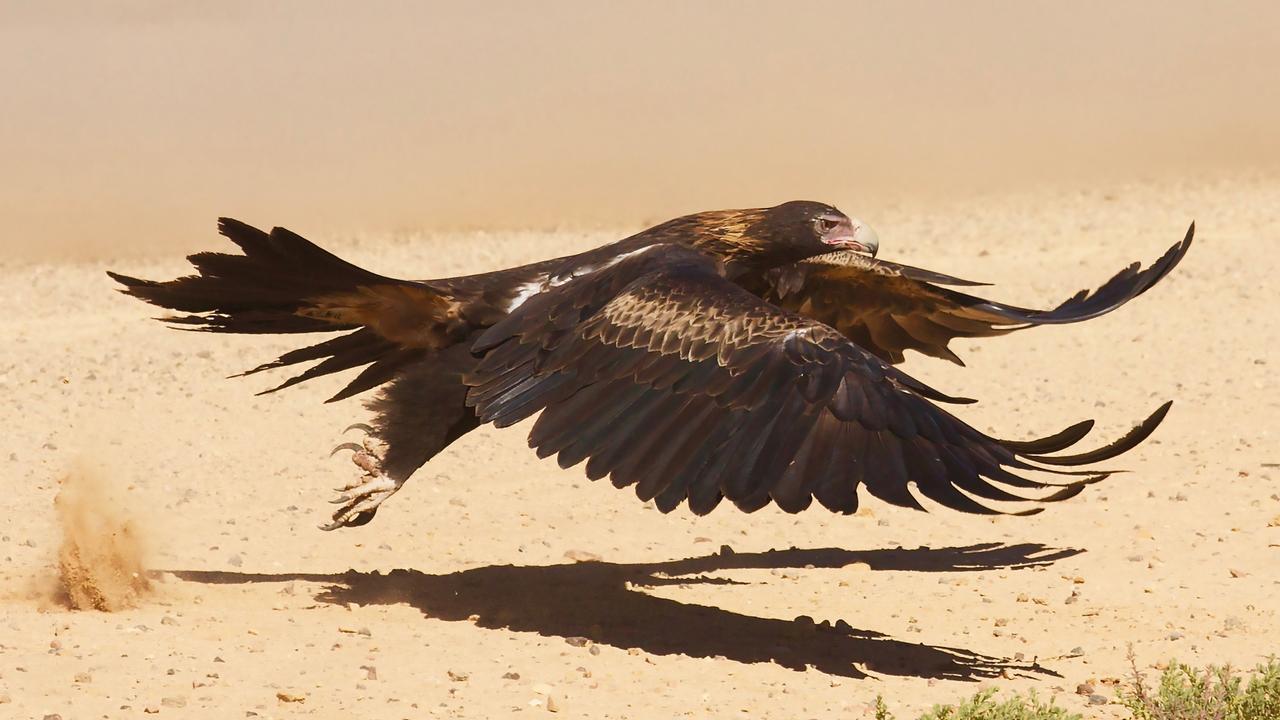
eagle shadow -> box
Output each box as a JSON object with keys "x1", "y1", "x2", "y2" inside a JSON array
[{"x1": 171, "y1": 542, "x2": 1077, "y2": 681}]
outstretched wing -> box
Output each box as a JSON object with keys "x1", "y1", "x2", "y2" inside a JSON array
[
  {"x1": 747, "y1": 225, "x2": 1194, "y2": 364},
  {"x1": 465, "y1": 244, "x2": 1169, "y2": 516}
]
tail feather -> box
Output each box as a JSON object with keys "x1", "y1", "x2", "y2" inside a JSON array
[
  {"x1": 109, "y1": 218, "x2": 395, "y2": 331},
  {"x1": 109, "y1": 218, "x2": 454, "y2": 399}
]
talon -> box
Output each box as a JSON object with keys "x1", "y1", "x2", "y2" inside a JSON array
[
  {"x1": 330, "y1": 442, "x2": 364, "y2": 457},
  {"x1": 319, "y1": 508, "x2": 377, "y2": 531},
  {"x1": 319, "y1": 517, "x2": 349, "y2": 531},
  {"x1": 344, "y1": 423, "x2": 374, "y2": 434},
  {"x1": 321, "y1": 473, "x2": 402, "y2": 530}
]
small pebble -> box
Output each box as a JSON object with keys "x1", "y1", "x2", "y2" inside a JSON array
[{"x1": 563, "y1": 549, "x2": 601, "y2": 563}]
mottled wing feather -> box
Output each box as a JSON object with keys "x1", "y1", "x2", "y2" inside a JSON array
[
  {"x1": 466, "y1": 245, "x2": 1169, "y2": 516},
  {"x1": 756, "y1": 225, "x2": 1194, "y2": 365}
]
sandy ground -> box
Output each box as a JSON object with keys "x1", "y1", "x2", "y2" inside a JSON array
[{"x1": 2, "y1": 176, "x2": 1278, "y2": 719}]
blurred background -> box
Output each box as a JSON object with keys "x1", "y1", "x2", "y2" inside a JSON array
[{"x1": 4, "y1": 0, "x2": 1279, "y2": 262}]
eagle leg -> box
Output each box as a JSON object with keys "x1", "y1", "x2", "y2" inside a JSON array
[{"x1": 320, "y1": 435, "x2": 402, "y2": 531}]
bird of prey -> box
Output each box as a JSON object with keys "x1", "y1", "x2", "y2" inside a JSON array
[{"x1": 109, "y1": 202, "x2": 1191, "y2": 530}]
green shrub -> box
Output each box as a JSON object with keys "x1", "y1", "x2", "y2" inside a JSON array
[
  {"x1": 871, "y1": 657, "x2": 1280, "y2": 720},
  {"x1": 875, "y1": 690, "x2": 1081, "y2": 720},
  {"x1": 1120, "y1": 656, "x2": 1280, "y2": 720}
]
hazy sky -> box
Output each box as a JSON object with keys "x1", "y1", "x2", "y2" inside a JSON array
[{"x1": 4, "y1": 1, "x2": 1279, "y2": 260}]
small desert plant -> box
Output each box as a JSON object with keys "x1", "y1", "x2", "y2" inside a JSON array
[
  {"x1": 872, "y1": 655, "x2": 1280, "y2": 720},
  {"x1": 874, "y1": 690, "x2": 1081, "y2": 720},
  {"x1": 1120, "y1": 652, "x2": 1280, "y2": 720}
]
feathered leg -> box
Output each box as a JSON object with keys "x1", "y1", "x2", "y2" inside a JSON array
[{"x1": 322, "y1": 344, "x2": 482, "y2": 530}]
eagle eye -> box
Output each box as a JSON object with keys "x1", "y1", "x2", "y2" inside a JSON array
[{"x1": 815, "y1": 217, "x2": 839, "y2": 234}]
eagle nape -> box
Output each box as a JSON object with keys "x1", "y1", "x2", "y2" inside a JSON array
[{"x1": 106, "y1": 203, "x2": 1189, "y2": 529}]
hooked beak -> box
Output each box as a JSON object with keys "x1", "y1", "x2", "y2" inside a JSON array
[{"x1": 824, "y1": 217, "x2": 879, "y2": 257}]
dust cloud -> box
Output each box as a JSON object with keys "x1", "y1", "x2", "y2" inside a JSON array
[{"x1": 50, "y1": 458, "x2": 152, "y2": 611}]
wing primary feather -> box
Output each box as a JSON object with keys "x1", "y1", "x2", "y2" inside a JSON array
[
  {"x1": 634, "y1": 397, "x2": 722, "y2": 501},
  {"x1": 606, "y1": 393, "x2": 697, "y2": 491},
  {"x1": 529, "y1": 379, "x2": 632, "y2": 457},
  {"x1": 581, "y1": 389, "x2": 672, "y2": 482},
  {"x1": 485, "y1": 372, "x2": 581, "y2": 428},
  {"x1": 648, "y1": 404, "x2": 740, "y2": 506},
  {"x1": 813, "y1": 419, "x2": 864, "y2": 513},
  {"x1": 1024, "y1": 401, "x2": 1171, "y2": 466},
  {"x1": 998, "y1": 419, "x2": 1096, "y2": 453},
  {"x1": 862, "y1": 432, "x2": 925, "y2": 510},
  {"x1": 547, "y1": 382, "x2": 651, "y2": 471}
]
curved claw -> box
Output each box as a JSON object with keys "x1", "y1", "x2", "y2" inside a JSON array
[
  {"x1": 344, "y1": 423, "x2": 374, "y2": 434},
  {"x1": 330, "y1": 442, "x2": 364, "y2": 457},
  {"x1": 318, "y1": 509, "x2": 377, "y2": 531},
  {"x1": 320, "y1": 474, "x2": 401, "y2": 530}
]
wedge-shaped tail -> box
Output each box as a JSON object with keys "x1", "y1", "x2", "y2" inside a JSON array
[{"x1": 108, "y1": 218, "x2": 458, "y2": 401}]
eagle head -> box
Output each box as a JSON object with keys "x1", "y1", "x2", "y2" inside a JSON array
[{"x1": 761, "y1": 201, "x2": 879, "y2": 258}]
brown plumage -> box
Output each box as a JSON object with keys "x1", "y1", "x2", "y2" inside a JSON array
[
  {"x1": 108, "y1": 202, "x2": 1190, "y2": 529},
  {"x1": 742, "y1": 230, "x2": 1192, "y2": 365}
]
